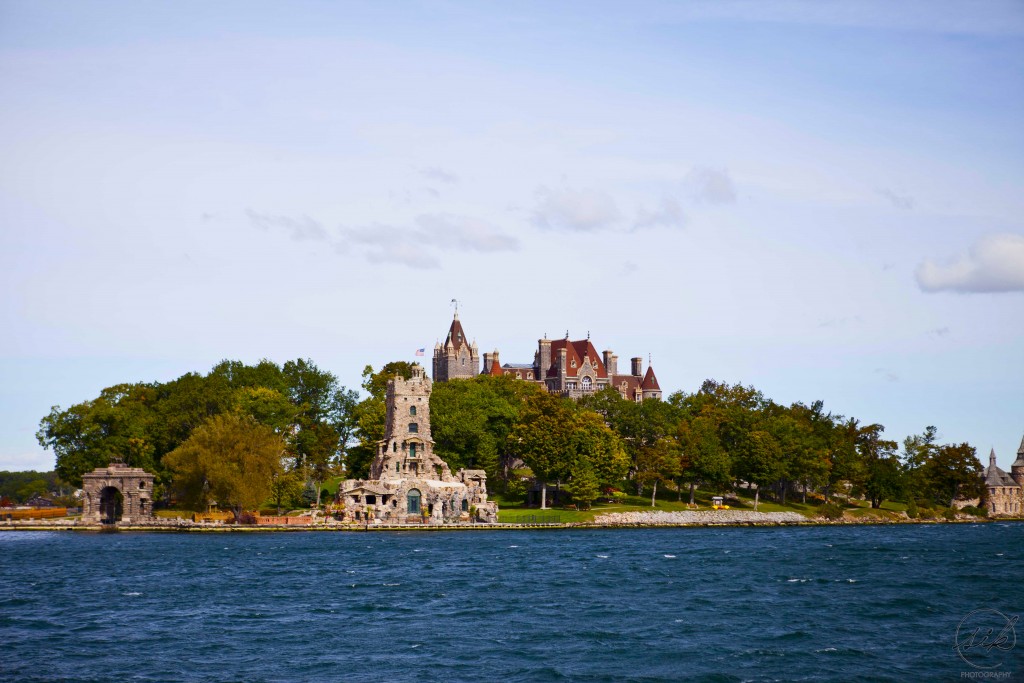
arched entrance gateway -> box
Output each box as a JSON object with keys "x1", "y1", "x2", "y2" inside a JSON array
[{"x1": 81, "y1": 461, "x2": 156, "y2": 524}]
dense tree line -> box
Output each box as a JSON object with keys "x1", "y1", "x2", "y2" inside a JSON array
[
  {"x1": 36, "y1": 359, "x2": 357, "y2": 513},
  {"x1": 35, "y1": 361, "x2": 986, "y2": 514},
  {"x1": 0, "y1": 470, "x2": 69, "y2": 505}
]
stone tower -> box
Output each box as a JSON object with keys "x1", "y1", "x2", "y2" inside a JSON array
[
  {"x1": 371, "y1": 364, "x2": 453, "y2": 482},
  {"x1": 1012, "y1": 433, "x2": 1024, "y2": 487},
  {"x1": 432, "y1": 311, "x2": 479, "y2": 382}
]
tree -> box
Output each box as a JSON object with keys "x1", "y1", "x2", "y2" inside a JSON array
[
  {"x1": 164, "y1": 413, "x2": 285, "y2": 520},
  {"x1": 854, "y1": 424, "x2": 901, "y2": 509},
  {"x1": 924, "y1": 443, "x2": 984, "y2": 507},
  {"x1": 676, "y1": 415, "x2": 730, "y2": 504},
  {"x1": 735, "y1": 430, "x2": 782, "y2": 511},
  {"x1": 508, "y1": 393, "x2": 576, "y2": 509},
  {"x1": 636, "y1": 437, "x2": 681, "y2": 507},
  {"x1": 269, "y1": 469, "x2": 304, "y2": 515},
  {"x1": 563, "y1": 459, "x2": 600, "y2": 510}
]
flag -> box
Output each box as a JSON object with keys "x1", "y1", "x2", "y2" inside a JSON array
[{"x1": 415, "y1": 348, "x2": 425, "y2": 356}]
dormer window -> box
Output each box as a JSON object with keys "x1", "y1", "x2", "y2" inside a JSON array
[{"x1": 571, "y1": 360, "x2": 577, "y2": 368}]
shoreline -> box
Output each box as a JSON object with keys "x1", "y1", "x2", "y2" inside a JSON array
[{"x1": 1, "y1": 517, "x2": 1017, "y2": 533}]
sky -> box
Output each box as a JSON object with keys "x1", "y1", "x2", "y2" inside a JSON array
[{"x1": 1, "y1": 0, "x2": 1022, "y2": 473}]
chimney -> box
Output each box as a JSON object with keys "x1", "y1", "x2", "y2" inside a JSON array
[
  {"x1": 631, "y1": 357, "x2": 643, "y2": 377},
  {"x1": 538, "y1": 338, "x2": 552, "y2": 375},
  {"x1": 482, "y1": 352, "x2": 493, "y2": 374},
  {"x1": 603, "y1": 350, "x2": 617, "y2": 375}
]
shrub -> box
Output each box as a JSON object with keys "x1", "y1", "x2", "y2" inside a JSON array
[
  {"x1": 960, "y1": 505, "x2": 988, "y2": 518},
  {"x1": 917, "y1": 507, "x2": 936, "y2": 520},
  {"x1": 942, "y1": 507, "x2": 957, "y2": 521},
  {"x1": 905, "y1": 500, "x2": 918, "y2": 519},
  {"x1": 820, "y1": 502, "x2": 844, "y2": 520},
  {"x1": 238, "y1": 511, "x2": 257, "y2": 525}
]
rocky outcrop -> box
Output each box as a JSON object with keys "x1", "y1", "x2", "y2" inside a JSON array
[{"x1": 592, "y1": 510, "x2": 806, "y2": 525}]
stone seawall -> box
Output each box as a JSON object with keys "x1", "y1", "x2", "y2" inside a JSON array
[{"x1": 592, "y1": 510, "x2": 807, "y2": 525}]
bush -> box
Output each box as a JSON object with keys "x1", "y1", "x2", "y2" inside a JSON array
[
  {"x1": 915, "y1": 498, "x2": 933, "y2": 510},
  {"x1": 960, "y1": 505, "x2": 988, "y2": 518},
  {"x1": 942, "y1": 507, "x2": 957, "y2": 521},
  {"x1": 905, "y1": 500, "x2": 918, "y2": 519},
  {"x1": 238, "y1": 511, "x2": 257, "y2": 525},
  {"x1": 820, "y1": 502, "x2": 844, "y2": 520},
  {"x1": 917, "y1": 507, "x2": 936, "y2": 520}
]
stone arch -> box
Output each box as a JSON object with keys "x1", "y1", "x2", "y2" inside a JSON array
[
  {"x1": 99, "y1": 487, "x2": 123, "y2": 524},
  {"x1": 81, "y1": 462, "x2": 156, "y2": 524}
]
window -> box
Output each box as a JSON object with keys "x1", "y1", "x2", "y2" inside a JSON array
[
  {"x1": 462, "y1": 499, "x2": 469, "y2": 512},
  {"x1": 407, "y1": 489, "x2": 421, "y2": 514},
  {"x1": 393, "y1": 442, "x2": 397, "y2": 452},
  {"x1": 139, "y1": 481, "x2": 146, "y2": 489},
  {"x1": 410, "y1": 443, "x2": 417, "y2": 457},
  {"x1": 410, "y1": 405, "x2": 417, "y2": 416},
  {"x1": 409, "y1": 423, "x2": 418, "y2": 433},
  {"x1": 571, "y1": 360, "x2": 577, "y2": 368},
  {"x1": 581, "y1": 376, "x2": 592, "y2": 391},
  {"x1": 527, "y1": 372, "x2": 533, "y2": 379},
  {"x1": 366, "y1": 495, "x2": 376, "y2": 505},
  {"x1": 462, "y1": 358, "x2": 466, "y2": 366},
  {"x1": 396, "y1": 462, "x2": 400, "y2": 472}
]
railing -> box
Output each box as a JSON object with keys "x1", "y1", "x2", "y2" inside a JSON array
[{"x1": 505, "y1": 513, "x2": 563, "y2": 525}]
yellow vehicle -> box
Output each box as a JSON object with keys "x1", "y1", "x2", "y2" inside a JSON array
[{"x1": 711, "y1": 496, "x2": 730, "y2": 510}]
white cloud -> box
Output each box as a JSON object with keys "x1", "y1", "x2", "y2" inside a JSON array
[
  {"x1": 634, "y1": 197, "x2": 686, "y2": 230},
  {"x1": 335, "y1": 213, "x2": 517, "y2": 269},
  {"x1": 416, "y1": 214, "x2": 519, "y2": 252},
  {"x1": 877, "y1": 188, "x2": 915, "y2": 210},
  {"x1": 915, "y1": 233, "x2": 1024, "y2": 294},
  {"x1": 532, "y1": 186, "x2": 621, "y2": 231},
  {"x1": 246, "y1": 209, "x2": 328, "y2": 241},
  {"x1": 686, "y1": 167, "x2": 736, "y2": 205},
  {"x1": 419, "y1": 166, "x2": 459, "y2": 184}
]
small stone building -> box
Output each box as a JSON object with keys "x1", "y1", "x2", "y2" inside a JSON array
[
  {"x1": 81, "y1": 461, "x2": 156, "y2": 524},
  {"x1": 337, "y1": 364, "x2": 497, "y2": 524}
]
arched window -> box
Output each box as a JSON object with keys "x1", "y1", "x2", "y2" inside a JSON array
[
  {"x1": 409, "y1": 423, "x2": 418, "y2": 433},
  {"x1": 410, "y1": 406, "x2": 417, "y2": 416},
  {"x1": 581, "y1": 376, "x2": 592, "y2": 391},
  {"x1": 407, "y1": 489, "x2": 421, "y2": 514},
  {"x1": 410, "y1": 443, "x2": 417, "y2": 457}
]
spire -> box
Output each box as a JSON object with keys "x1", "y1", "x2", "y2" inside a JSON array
[
  {"x1": 1019, "y1": 432, "x2": 1024, "y2": 456},
  {"x1": 990, "y1": 448, "x2": 997, "y2": 467}
]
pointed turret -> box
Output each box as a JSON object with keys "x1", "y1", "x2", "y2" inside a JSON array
[
  {"x1": 641, "y1": 364, "x2": 662, "y2": 400},
  {"x1": 432, "y1": 308, "x2": 480, "y2": 382},
  {"x1": 1012, "y1": 433, "x2": 1024, "y2": 486}
]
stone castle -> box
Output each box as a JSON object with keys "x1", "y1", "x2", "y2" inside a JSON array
[
  {"x1": 336, "y1": 364, "x2": 498, "y2": 524},
  {"x1": 980, "y1": 436, "x2": 1024, "y2": 516},
  {"x1": 433, "y1": 312, "x2": 662, "y2": 401}
]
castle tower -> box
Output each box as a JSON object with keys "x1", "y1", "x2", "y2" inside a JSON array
[
  {"x1": 641, "y1": 364, "x2": 662, "y2": 401},
  {"x1": 372, "y1": 364, "x2": 453, "y2": 481},
  {"x1": 1012, "y1": 433, "x2": 1024, "y2": 487},
  {"x1": 432, "y1": 311, "x2": 479, "y2": 382}
]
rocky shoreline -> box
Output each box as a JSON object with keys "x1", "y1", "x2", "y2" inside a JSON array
[{"x1": 592, "y1": 510, "x2": 807, "y2": 525}]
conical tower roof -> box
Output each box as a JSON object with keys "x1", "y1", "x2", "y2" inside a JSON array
[{"x1": 1012, "y1": 433, "x2": 1024, "y2": 468}]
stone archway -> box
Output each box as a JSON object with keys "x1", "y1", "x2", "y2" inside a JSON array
[
  {"x1": 99, "y1": 487, "x2": 123, "y2": 524},
  {"x1": 82, "y1": 462, "x2": 156, "y2": 524}
]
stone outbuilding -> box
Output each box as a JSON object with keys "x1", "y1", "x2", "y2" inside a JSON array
[
  {"x1": 337, "y1": 364, "x2": 498, "y2": 524},
  {"x1": 81, "y1": 461, "x2": 156, "y2": 524}
]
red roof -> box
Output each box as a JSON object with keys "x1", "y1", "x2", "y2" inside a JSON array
[
  {"x1": 546, "y1": 339, "x2": 607, "y2": 379},
  {"x1": 641, "y1": 366, "x2": 661, "y2": 391},
  {"x1": 487, "y1": 358, "x2": 504, "y2": 376},
  {"x1": 612, "y1": 374, "x2": 642, "y2": 399}
]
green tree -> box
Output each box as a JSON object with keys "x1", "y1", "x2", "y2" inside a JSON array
[
  {"x1": 924, "y1": 442, "x2": 984, "y2": 507},
  {"x1": 854, "y1": 424, "x2": 901, "y2": 509},
  {"x1": 735, "y1": 430, "x2": 782, "y2": 511},
  {"x1": 563, "y1": 458, "x2": 600, "y2": 510},
  {"x1": 636, "y1": 437, "x2": 681, "y2": 506},
  {"x1": 164, "y1": 413, "x2": 285, "y2": 519}
]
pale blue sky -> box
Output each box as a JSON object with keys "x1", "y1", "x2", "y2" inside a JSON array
[{"x1": 2, "y1": 1, "x2": 1022, "y2": 472}]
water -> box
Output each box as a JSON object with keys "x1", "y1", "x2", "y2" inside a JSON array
[{"x1": 2, "y1": 524, "x2": 1022, "y2": 682}]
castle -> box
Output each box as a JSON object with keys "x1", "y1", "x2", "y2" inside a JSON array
[
  {"x1": 433, "y1": 312, "x2": 661, "y2": 401},
  {"x1": 336, "y1": 364, "x2": 498, "y2": 524},
  {"x1": 980, "y1": 436, "x2": 1024, "y2": 516}
]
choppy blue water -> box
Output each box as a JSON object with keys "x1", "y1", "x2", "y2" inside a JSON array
[{"x1": 1, "y1": 524, "x2": 1022, "y2": 682}]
